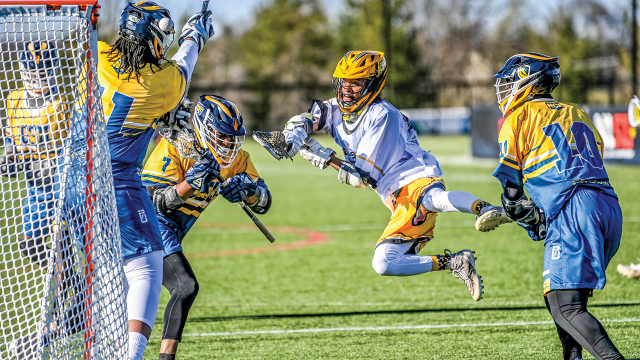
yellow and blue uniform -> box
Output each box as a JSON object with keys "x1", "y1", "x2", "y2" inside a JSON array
[
  {"x1": 98, "y1": 41, "x2": 186, "y2": 259},
  {"x1": 494, "y1": 99, "x2": 622, "y2": 294},
  {"x1": 5, "y1": 88, "x2": 71, "y2": 238},
  {"x1": 142, "y1": 139, "x2": 262, "y2": 256}
]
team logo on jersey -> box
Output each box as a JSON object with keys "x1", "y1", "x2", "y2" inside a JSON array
[
  {"x1": 552, "y1": 245, "x2": 561, "y2": 260},
  {"x1": 138, "y1": 209, "x2": 148, "y2": 223},
  {"x1": 545, "y1": 101, "x2": 564, "y2": 110}
]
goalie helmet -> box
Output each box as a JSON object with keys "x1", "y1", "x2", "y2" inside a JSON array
[
  {"x1": 494, "y1": 52, "x2": 560, "y2": 116},
  {"x1": 193, "y1": 95, "x2": 246, "y2": 168},
  {"x1": 332, "y1": 50, "x2": 387, "y2": 116},
  {"x1": 119, "y1": 1, "x2": 175, "y2": 61},
  {"x1": 19, "y1": 41, "x2": 58, "y2": 96}
]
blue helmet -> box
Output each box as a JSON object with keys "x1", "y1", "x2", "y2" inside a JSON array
[
  {"x1": 193, "y1": 95, "x2": 246, "y2": 168},
  {"x1": 19, "y1": 41, "x2": 58, "y2": 95},
  {"x1": 119, "y1": 1, "x2": 175, "y2": 61},
  {"x1": 494, "y1": 52, "x2": 560, "y2": 115}
]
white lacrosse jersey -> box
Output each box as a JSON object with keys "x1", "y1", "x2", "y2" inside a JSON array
[{"x1": 311, "y1": 97, "x2": 443, "y2": 202}]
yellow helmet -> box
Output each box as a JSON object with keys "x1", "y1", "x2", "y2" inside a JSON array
[{"x1": 332, "y1": 51, "x2": 387, "y2": 115}]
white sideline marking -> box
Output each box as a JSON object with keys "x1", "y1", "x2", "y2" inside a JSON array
[{"x1": 172, "y1": 318, "x2": 640, "y2": 338}]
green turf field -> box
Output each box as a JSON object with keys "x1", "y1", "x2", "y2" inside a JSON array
[{"x1": 144, "y1": 135, "x2": 640, "y2": 360}]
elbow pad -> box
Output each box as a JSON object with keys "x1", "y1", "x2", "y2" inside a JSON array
[
  {"x1": 338, "y1": 162, "x2": 370, "y2": 188},
  {"x1": 152, "y1": 185, "x2": 186, "y2": 214},
  {"x1": 248, "y1": 180, "x2": 272, "y2": 214}
]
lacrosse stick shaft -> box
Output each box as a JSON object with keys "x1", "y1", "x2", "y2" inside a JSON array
[{"x1": 213, "y1": 174, "x2": 276, "y2": 243}]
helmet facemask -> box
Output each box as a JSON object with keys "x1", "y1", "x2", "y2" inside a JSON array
[
  {"x1": 20, "y1": 66, "x2": 56, "y2": 96},
  {"x1": 495, "y1": 71, "x2": 542, "y2": 116}
]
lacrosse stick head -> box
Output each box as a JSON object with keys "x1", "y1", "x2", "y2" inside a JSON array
[
  {"x1": 252, "y1": 131, "x2": 294, "y2": 161},
  {"x1": 162, "y1": 128, "x2": 204, "y2": 162},
  {"x1": 629, "y1": 96, "x2": 640, "y2": 128}
]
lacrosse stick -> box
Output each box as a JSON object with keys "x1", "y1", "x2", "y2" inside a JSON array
[
  {"x1": 628, "y1": 95, "x2": 640, "y2": 128},
  {"x1": 252, "y1": 131, "x2": 295, "y2": 161},
  {"x1": 162, "y1": 128, "x2": 275, "y2": 243}
]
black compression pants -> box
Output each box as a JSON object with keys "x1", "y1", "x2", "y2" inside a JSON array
[
  {"x1": 162, "y1": 251, "x2": 199, "y2": 342},
  {"x1": 544, "y1": 289, "x2": 624, "y2": 360}
]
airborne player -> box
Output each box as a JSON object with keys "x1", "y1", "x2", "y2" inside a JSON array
[
  {"x1": 281, "y1": 51, "x2": 510, "y2": 301},
  {"x1": 96, "y1": 2, "x2": 213, "y2": 359},
  {"x1": 492, "y1": 53, "x2": 624, "y2": 360},
  {"x1": 142, "y1": 95, "x2": 272, "y2": 360}
]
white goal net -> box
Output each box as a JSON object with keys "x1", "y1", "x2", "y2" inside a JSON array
[{"x1": 0, "y1": 2, "x2": 127, "y2": 359}]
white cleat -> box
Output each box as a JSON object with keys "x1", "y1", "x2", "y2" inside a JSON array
[
  {"x1": 617, "y1": 263, "x2": 640, "y2": 279},
  {"x1": 447, "y1": 249, "x2": 484, "y2": 301},
  {"x1": 475, "y1": 205, "x2": 511, "y2": 232}
]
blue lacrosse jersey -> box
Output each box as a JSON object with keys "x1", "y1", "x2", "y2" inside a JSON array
[
  {"x1": 97, "y1": 41, "x2": 187, "y2": 187},
  {"x1": 493, "y1": 99, "x2": 617, "y2": 221}
]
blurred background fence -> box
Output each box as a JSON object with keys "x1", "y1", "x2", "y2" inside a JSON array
[{"x1": 98, "y1": 0, "x2": 640, "y2": 162}]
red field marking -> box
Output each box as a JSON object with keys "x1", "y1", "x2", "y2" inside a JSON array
[{"x1": 186, "y1": 223, "x2": 329, "y2": 258}]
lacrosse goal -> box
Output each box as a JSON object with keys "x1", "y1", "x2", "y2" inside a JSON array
[{"x1": 0, "y1": 2, "x2": 127, "y2": 359}]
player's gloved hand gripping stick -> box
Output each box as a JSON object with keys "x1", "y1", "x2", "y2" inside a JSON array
[{"x1": 163, "y1": 128, "x2": 275, "y2": 243}]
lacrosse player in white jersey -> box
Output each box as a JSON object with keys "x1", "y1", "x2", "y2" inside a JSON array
[{"x1": 282, "y1": 51, "x2": 510, "y2": 301}]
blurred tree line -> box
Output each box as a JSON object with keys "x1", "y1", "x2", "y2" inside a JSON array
[{"x1": 99, "y1": 0, "x2": 633, "y2": 131}]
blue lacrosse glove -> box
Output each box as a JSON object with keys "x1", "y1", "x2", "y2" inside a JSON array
[
  {"x1": 219, "y1": 173, "x2": 258, "y2": 203},
  {"x1": 185, "y1": 151, "x2": 220, "y2": 193},
  {"x1": 517, "y1": 208, "x2": 547, "y2": 241},
  {"x1": 178, "y1": 11, "x2": 214, "y2": 53}
]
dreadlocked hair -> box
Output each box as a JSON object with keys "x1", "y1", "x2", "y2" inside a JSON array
[{"x1": 102, "y1": 38, "x2": 161, "y2": 82}]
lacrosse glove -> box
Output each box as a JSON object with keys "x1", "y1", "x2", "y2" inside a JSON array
[
  {"x1": 185, "y1": 151, "x2": 220, "y2": 193},
  {"x1": 179, "y1": 11, "x2": 214, "y2": 52},
  {"x1": 517, "y1": 207, "x2": 547, "y2": 241},
  {"x1": 219, "y1": 173, "x2": 258, "y2": 203},
  {"x1": 300, "y1": 137, "x2": 335, "y2": 170},
  {"x1": 283, "y1": 113, "x2": 313, "y2": 158},
  {"x1": 158, "y1": 98, "x2": 192, "y2": 134}
]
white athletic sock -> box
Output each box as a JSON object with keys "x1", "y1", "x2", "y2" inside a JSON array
[
  {"x1": 372, "y1": 242, "x2": 434, "y2": 276},
  {"x1": 128, "y1": 332, "x2": 148, "y2": 360},
  {"x1": 421, "y1": 187, "x2": 480, "y2": 214}
]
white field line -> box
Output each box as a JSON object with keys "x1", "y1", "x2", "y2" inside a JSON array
[{"x1": 169, "y1": 318, "x2": 640, "y2": 338}]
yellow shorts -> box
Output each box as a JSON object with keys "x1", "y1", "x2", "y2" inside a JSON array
[{"x1": 377, "y1": 177, "x2": 445, "y2": 253}]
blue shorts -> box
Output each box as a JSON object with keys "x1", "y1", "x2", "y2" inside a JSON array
[
  {"x1": 115, "y1": 187, "x2": 163, "y2": 260},
  {"x1": 543, "y1": 187, "x2": 622, "y2": 294},
  {"x1": 158, "y1": 217, "x2": 184, "y2": 257}
]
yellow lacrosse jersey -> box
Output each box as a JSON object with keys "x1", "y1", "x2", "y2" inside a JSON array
[
  {"x1": 493, "y1": 99, "x2": 616, "y2": 221},
  {"x1": 141, "y1": 138, "x2": 261, "y2": 238},
  {"x1": 97, "y1": 41, "x2": 186, "y2": 186},
  {"x1": 4, "y1": 88, "x2": 70, "y2": 160}
]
